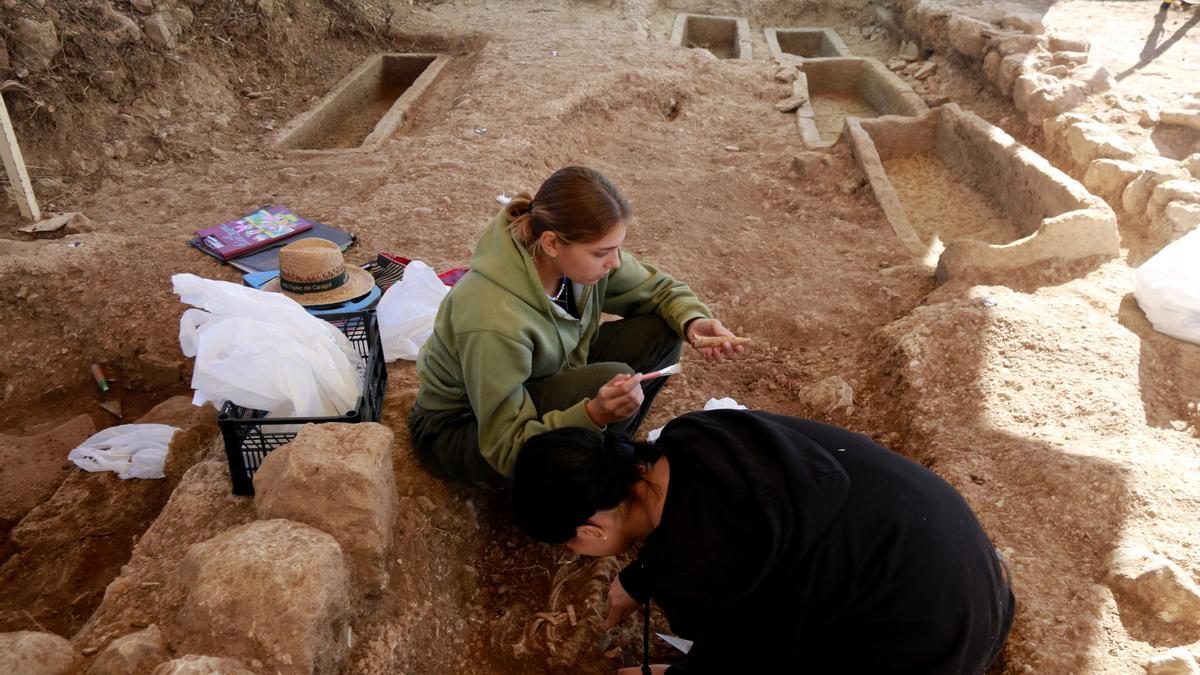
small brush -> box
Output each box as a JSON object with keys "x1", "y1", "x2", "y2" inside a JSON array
[{"x1": 639, "y1": 363, "x2": 681, "y2": 381}]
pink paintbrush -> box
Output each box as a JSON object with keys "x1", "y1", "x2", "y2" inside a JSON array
[{"x1": 640, "y1": 363, "x2": 682, "y2": 381}]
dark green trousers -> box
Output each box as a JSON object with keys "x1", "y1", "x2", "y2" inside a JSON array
[{"x1": 407, "y1": 314, "x2": 683, "y2": 487}]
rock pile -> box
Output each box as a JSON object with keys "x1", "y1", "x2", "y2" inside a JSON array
[{"x1": 894, "y1": 1, "x2": 1200, "y2": 250}]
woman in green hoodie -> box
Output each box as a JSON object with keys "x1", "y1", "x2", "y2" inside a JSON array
[{"x1": 408, "y1": 166, "x2": 741, "y2": 486}]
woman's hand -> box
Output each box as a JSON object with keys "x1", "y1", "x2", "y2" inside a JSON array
[
  {"x1": 604, "y1": 576, "x2": 641, "y2": 628},
  {"x1": 686, "y1": 318, "x2": 744, "y2": 362},
  {"x1": 586, "y1": 373, "x2": 645, "y2": 427}
]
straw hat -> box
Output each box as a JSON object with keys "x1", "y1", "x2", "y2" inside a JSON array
[{"x1": 261, "y1": 238, "x2": 375, "y2": 306}]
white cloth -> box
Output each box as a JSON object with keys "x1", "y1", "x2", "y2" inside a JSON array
[
  {"x1": 647, "y1": 397, "x2": 748, "y2": 442},
  {"x1": 173, "y1": 273, "x2": 361, "y2": 417},
  {"x1": 68, "y1": 424, "x2": 180, "y2": 479}
]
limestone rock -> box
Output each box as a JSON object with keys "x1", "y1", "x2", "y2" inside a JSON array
[
  {"x1": 1065, "y1": 122, "x2": 1136, "y2": 171},
  {"x1": 1072, "y1": 64, "x2": 1116, "y2": 95},
  {"x1": 131, "y1": 0, "x2": 155, "y2": 14},
  {"x1": 1108, "y1": 545, "x2": 1200, "y2": 626},
  {"x1": 1147, "y1": 179, "x2": 1200, "y2": 220},
  {"x1": 773, "y1": 66, "x2": 797, "y2": 83},
  {"x1": 1044, "y1": 112, "x2": 1094, "y2": 163},
  {"x1": 1025, "y1": 81, "x2": 1086, "y2": 125},
  {"x1": 1048, "y1": 34, "x2": 1090, "y2": 54},
  {"x1": 12, "y1": 18, "x2": 60, "y2": 73},
  {"x1": 993, "y1": 33, "x2": 1045, "y2": 57},
  {"x1": 1186, "y1": 153, "x2": 1200, "y2": 179},
  {"x1": 1042, "y1": 65, "x2": 1070, "y2": 79},
  {"x1": 102, "y1": 7, "x2": 143, "y2": 45},
  {"x1": 0, "y1": 631, "x2": 78, "y2": 675},
  {"x1": 173, "y1": 520, "x2": 352, "y2": 674},
  {"x1": 1140, "y1": 101, "x2": 1163, "y2": 127},
  {"x1": 1083, "y1": 158, "x2": 1142, "y2": 202},
  {"x1": 998, "y1": 52, "x2": 1037, "y2": 96},
  {"x1": 1145, "y1": 647, "x2": 1200, "y2": 675},
  {"x1": 1051, "y1": 50, "x2": 1089, "y2": 67},
  {"x1": 70, "y1": 460, "x2": 255, "y2": 652},
  {"x1": 983, "y1": 50, "x2": 1002, "y2": 86},
  {"x1": 1013, "y1": 72, "x2": 1058, "y2": 112},
  {"x1": 899, "y1": 40, "x2": 920, "y2": 62},
  {"x1": 914, "y1": 62, "x2": 938, "y2": 80},
  {"x1": 998, "y1": 13, "x2": 1045, "y2": 35},
  {"x1": 254, "y1": 423, "x2": 397, "y2": 596},
  {"x1": 143, "y1": 11, "x2": 181, "y2": 49},
  {"x1": 800, "y1": 376, "x2": 855, "y2": 414},
  {"x1": 775, "y1": 95, "x2": 808, "y2": 112},
  {"x1": 87, "y1": 625, "x2": 167, "y2": 675},
  {"x1": 1124, "y1": 168, "x2": 1188, "y2": 217},
  {"x1": 1152, "y1": 200, "x2": 1200, "y2": 245},
  {"x1": 1161, "y1": 108, "x2": 1200, "y2": 131},
  {"x1": 947, "y1": 15, "x2": 991, "y2": 60},
  {"x1": 172, "y1": 6, "x2": 195, "y2": 28},
  {"x1": 150, "y1": 655, "x2": 255, "y2": 675},
  {"x1": 792, "y1": 151, "x2": 833, "y2": 178}
]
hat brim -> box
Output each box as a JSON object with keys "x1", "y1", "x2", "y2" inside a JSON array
[{"x1": 261, "y1": 265, "x2": 377, "y2": 307}]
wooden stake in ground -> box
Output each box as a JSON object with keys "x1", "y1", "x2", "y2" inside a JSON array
[{"x1": 0, "y1": 94, "x2": 40, "y2": 221}]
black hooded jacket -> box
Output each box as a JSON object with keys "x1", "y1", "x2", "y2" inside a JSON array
[{"x1": 617, "y1": 410, "x2": 1011, "y2": 674}]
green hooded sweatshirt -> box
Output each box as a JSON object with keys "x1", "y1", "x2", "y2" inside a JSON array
[{"x1": 414, "y1": 208, "x2": 712, "y2": 476}]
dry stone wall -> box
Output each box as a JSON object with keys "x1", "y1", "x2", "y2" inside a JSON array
[
  {"x1": 61, "y1": 420, "x2": 402, "y2": 673},
  {"x1": 892, "y1": 0, "x2": 1200, "y2": 252},
  {"x1": 253, "y1": 423, "x2": 399, "y2": 599}
]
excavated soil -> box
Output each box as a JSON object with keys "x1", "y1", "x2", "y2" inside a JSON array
[
  {"x1": 811, "y1": 92, "x2": 880, "y2": 142},
  {"x1": 883, "y1": 152, "x2": 1026, "y2": 249},
  {"x1": 1, "y1": 0, "x2": 1199, "y2": 673}
]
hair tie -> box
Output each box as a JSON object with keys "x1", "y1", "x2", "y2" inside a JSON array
[{"x1": 616, "y1": 440, "x2": 636, "y2": 462}]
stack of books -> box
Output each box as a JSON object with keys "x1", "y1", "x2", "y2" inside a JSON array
[{"x1": 188, "y1": 206, "x2": 355, "y2": 274}]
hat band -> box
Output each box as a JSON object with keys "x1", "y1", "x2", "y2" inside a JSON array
[{"x1": 280, "y1": 269, "x2": 349, "y2": 294}]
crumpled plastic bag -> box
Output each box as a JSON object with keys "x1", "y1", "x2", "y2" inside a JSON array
[
  {"x1": 68, "y1": 424, "x2": 180, "y2": 479},
  {"x1": 377, "y1": 260, "x2": 450, "y2": 361},
  {"x1": 1135, "y1": 228, "x2": 1200, "y2": 346},
  {"x1": 172, "y1": 273, "x2": 362, "y2": 417},
  {"x1": 647, "y1": 397, "x2": 748, "y2": 442}
]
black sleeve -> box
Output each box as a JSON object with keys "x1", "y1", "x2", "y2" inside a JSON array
[{"x1": 618, "y1": 559, "x2": 653, "y2": 605}]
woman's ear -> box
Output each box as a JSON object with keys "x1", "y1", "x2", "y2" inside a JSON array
[
  {"x1": 539, "y1": 230, "x2": 560, "y2": 258},
  {"x1": 576, "y1": 523, "x2": 607, "y2": 541}
]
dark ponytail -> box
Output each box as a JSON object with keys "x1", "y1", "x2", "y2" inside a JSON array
[{"x1": 512, "y1": 427, "x2": 662, "y2": 544}]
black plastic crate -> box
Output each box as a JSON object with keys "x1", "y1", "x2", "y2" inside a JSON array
[{"x1": 217, "y1": 310, "x2": 387, "y2": 495}]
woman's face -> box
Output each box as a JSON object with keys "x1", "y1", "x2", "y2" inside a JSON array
[{"x1": 554, "y1": 222, "x2": 626, "y2": 285}]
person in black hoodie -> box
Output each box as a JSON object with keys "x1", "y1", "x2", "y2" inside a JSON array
[{"x1": 512, "y1": 409, "x2": 1014, "y2": 674}]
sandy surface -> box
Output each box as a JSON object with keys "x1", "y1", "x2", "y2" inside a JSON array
[
  {"x1": 1044, "y1": 0, "x2": 1200, "y2": 106},
  {"x1": 883, "y1": 152, "x2": 1026, "y2": 251},
  {"x1": 811, "y1": 92, "x2": 880, "y2": 141},
  {"x1": 0, "y1": 0, "x2": 1198, "y2": 673}
]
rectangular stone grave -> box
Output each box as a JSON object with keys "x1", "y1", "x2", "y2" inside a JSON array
[
  {"x1": 670, "y1": 14, "x2": 751, "y2": 61},
  {"x1": 793, "y1": 57, "x2": 927, "y2": 148},
  {"x1": 764, "y1": 27, "x2": 851, "y2": 60},
  {"x1": 274, "y1": 53, "x2": 449, "y2": 153},
  {"x1": 845, "y1": 104, "x2": 1120, "y2": 282}
]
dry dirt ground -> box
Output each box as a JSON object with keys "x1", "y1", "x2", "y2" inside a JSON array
[{"x1": 1, "y1": 0, "x2": 1199, "y2": 673}]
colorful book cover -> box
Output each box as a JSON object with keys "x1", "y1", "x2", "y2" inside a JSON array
[{"x1": 194, "y1": 206, "x2": 314, "y2": 260}]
